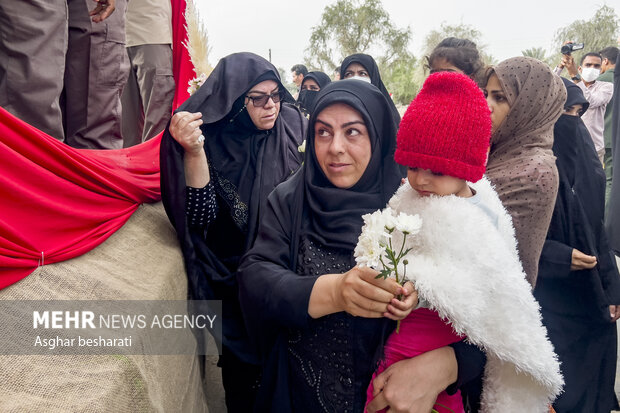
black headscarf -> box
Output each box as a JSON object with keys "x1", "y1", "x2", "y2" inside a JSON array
[
  {"x1": 296, "y1": 71, "x2": 332, "y2": 116},
  {"x1": 340, "y1": 53, "x2": 401, "y2": 128},
  {"x1": 562, "y1": 77, "x2": 590, "y2": 116},
  {"x1": 160, "y1": 52, "x2": 307, "y2": 362},
  {"x1": 298, "y1": 79, "x2": 403, "y2": 251}
]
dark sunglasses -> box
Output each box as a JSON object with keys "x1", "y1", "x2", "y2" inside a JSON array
[{"x1": 246, "y1": 91, "x2": 285, "y2": 107}]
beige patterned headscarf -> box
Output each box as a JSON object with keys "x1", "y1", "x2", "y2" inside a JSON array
[{"x1": 486, "y1": 57, "x2": 566, "y2": 286}]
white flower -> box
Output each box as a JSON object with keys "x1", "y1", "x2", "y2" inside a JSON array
[
  {"x1": 354, "y1": 209, "x2": 393, "y2": 268},
  {"x1": 381, "y1": 207, "x2": 398, "y2": 231},
  {"x1": 354, "y1": 233, "x2": 384, "y2": 268},
  {"x1": 354, "y1": 207, "x2": 423, "y2": 283},
  {"x1": 395, "y1": 212, "x2": 422, "y2": 235},
  {"x1": 298, "y1": 140, "x2": 306, "y2": 153},
  {"x1": 187, "y1": 73, "x2": 208, "y2": 95},
  {"x1": 361, "y1": 209, "x2": 393, "y2": 240}
]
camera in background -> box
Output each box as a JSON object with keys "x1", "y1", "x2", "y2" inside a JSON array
[{"x1": 561, "y1": 42, "x2": 584, "y2": 55}]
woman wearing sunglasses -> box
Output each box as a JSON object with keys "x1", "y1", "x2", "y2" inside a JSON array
[{"x1": 160, "y1": 52, "x2": 307, "y2": 413}]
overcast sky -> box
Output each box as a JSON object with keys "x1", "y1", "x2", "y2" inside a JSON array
[{"x1": 196, "y1": 1, "x2": 618, "y2": 82}]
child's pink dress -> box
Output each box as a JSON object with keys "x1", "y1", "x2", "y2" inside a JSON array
[{"x1": 366, "y1": 308, "x2": 465, "y2": 413}]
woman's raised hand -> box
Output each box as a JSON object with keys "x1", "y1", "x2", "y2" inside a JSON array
[
  {"x1": 170, "y1": 111, "x2": 211, "y2": 187},
  {"x1": 169, "y1": 111, "x2": 204, "y2": 155}
]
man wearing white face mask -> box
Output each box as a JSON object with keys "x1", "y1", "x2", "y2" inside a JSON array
[{"x1": 557, "y1": 51, "x2": 614, "y2": 165}]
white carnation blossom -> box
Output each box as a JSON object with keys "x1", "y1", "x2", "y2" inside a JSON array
[
  {"x1": 354, "y1": 208, "x2": 423, "y2": 278},
  {"x1": 354, "y1": 233, "x2": 383, "y2": 268},
  {"x1": 355, "y1": 209, "x2": 393, "y2": 268},
  {"x1": 380, "y1": 207, "x2": 397, "y2": 231},
  {"x1": 360, "y1": 210, "x2": 392, "y2": 241},
  {"x1": 354, "y1": 206, "x2": 422, "y2": 333},
  {"x1": 395, "y1": 212, "x2": 422, "y2": 235}
]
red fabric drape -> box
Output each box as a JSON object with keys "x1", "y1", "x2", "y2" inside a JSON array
[
  {"x1": 0, "y1": 107, "x2": 161, "y2": 289},
  {"x1": 171, "y1": 0, "x2": 194, "y2": 110}
]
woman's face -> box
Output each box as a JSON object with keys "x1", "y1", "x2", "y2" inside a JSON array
[
  {"x1": 563, "y1": 104, "x2": 584, "y2": 117},
  {"x1": 244, "y1": 80, "x2": 281, "y2": 130},
  {"x1": 483, "y1": 73, "x2": 510, "y2": 133},
  {"x1": 429, "y1": 58, "x2": 464, "y2": 75},
  {"x1": 301, "y1": 78, "x2": 320, "y2": 91},
  {"x1": 343, "y1": 63, "x2": 370, "y2": 79},
  {"x1": 314, "y1": 103, "x2": 372, "y2": 189}
]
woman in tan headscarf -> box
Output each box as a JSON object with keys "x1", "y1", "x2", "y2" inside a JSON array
[{"x1": 484, "y1": 57, "x2": 567, "y2": 286}]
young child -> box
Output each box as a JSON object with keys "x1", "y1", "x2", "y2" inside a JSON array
[{"x1": 365, "y1": 72, "x2": 563, "y2": 413}]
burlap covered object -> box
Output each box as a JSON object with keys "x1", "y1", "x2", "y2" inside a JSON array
[{"x1": 0, "y1": 202, "x2": 209, "y2": 413}]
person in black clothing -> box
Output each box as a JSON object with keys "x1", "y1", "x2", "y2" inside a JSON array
[
  {"x1": 534, "y1": 77, "x2": 620, "y2": 412},
  {"x1": 238, "y1": 79, "x2": 487, "y2": 413},
  {"x1": 339, "y1": 53, "x2": 401, "y2": 129},
  {"x1": 159, "y1": 52, "x2": 307, "y2": 413},
  {"x1": 296, "y1": 70, "x2": 331, "y2": 117}
]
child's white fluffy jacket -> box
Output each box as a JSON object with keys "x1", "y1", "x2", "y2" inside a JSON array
[{"x1": 387, "y1": 177, "x2": 563, "y2": 413}]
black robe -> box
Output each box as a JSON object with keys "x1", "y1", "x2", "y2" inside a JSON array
[
  {"x1": 534, "y1": 79, "x2": 620, "y2": 412},
  {"x1": 160, "y1": 52, "x2": 307, "y2": 363}
]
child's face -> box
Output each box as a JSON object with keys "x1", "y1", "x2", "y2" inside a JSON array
[{"x1": 407, "y1": 167, "x2": 472, "y2": 198}]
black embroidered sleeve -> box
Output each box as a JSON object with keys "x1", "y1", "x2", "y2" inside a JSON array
[{"x1": 186, "y1": 182, "x2": 218, "y2": 229}]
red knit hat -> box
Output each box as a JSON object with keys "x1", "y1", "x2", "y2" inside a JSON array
[{"x1": 394, "y1": 71, "x2": 492, "y2": 182}]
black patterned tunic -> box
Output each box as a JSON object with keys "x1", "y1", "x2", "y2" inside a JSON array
[
  {"x1": 288, "y1": 236, "x2": 388, "y2": 413},
  {"x1": 186, "y1": 183, "x2": 218, "y2": 229}
]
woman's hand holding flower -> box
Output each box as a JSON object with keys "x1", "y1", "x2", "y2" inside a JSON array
[{"x1": 336, "y1": 266, "x2": 405, "y2": 318}]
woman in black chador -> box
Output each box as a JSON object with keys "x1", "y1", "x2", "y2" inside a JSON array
[
  {"x1": 238, "y1": 79, "x2": 406, "y2": 412},
  {"x1": 238, "y1": 80, "x2": 486, "y2": 413},
  {"x1": 160, "y1": 52, "x2": 307, "y2": 412},
  {"x1": 339, "y1": 53, "x2": 401, "y2": 129},
  {"x1": 296, "y1": 70, "x2": 331, "y2": 117},
  {"x1": 534, "y1": 77, "x2": 620, "y2": 413}
]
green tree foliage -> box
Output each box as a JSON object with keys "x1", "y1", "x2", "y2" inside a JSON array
[
  {"x1": 277, "y1": 67, "x2": 298, "y2": 96},
  {"x1": 521, "y1": 47, "x2": 553, "y2": 66},
  {"x1": 304, "y1": 0, "x2": 417, "y2": 105},
  {"x1": 421, "y1": 22, "x2": 495, "y2": 66},
  {"x1": 553, "y1": 5, "x2": 619, "y2": 64},
  {"x1": 382, "y1": 54, "x2": 419, "y2": 106}
]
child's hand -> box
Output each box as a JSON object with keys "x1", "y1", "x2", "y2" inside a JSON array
[{"x1": 384, "y1": 281, "x2": 417, "y2": 321}]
